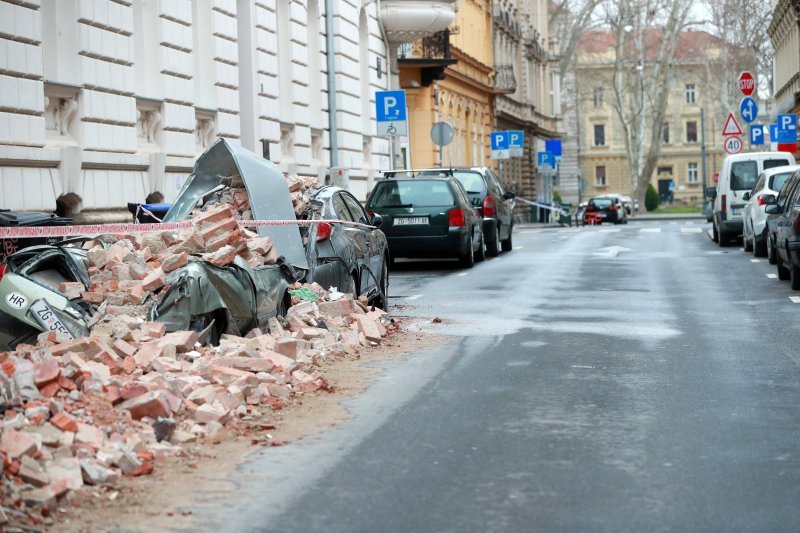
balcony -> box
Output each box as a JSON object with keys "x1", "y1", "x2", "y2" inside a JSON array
[
  {"x1": 494, "y1": 65, "x2": 517, "y2": 94},
  {"x1": 380, "y1": 0, "x2": 456, "y2": 43},
  {"x1": 397, "y1": 30, "x2": 458, "y2": 86}
]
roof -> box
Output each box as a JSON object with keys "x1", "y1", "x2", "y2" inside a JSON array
[{"x1": 577, "y1": 29, "x2": 726, "y2": 61}]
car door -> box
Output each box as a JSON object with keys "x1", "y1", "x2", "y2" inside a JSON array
[
  {"x1": 776, "y1": 176, "x2": 800, "y2": 261},
  {"x1": 450, "y1": 179, "x2": 480, "y2": 247},
  {"x1": 487, "y1": 168, "x2": 513, "y2": 235},
  {"x1": 745, "y1": 174, "x2": 765, "y2": 236},
  {"x1": 339, "y1": 192, "x2": 377, "y2": 296}
]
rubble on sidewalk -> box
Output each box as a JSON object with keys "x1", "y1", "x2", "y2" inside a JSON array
[{"x1": 0, "y1": 178, "x2": 397, "y2": 528}]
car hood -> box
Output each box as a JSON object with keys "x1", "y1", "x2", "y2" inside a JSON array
[{"x1": 163, "y1": 139, "x2": 308, "y2": 270}]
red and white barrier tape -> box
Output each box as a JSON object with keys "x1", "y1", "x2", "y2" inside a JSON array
[
  {"x1": 0, "y1": 218, "x2": 373, "y2": 239},
  {"x1": 515, "y1": 197, "x2": 570, "y2": 216}
]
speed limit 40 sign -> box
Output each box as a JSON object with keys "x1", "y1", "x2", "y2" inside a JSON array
[{"x1": 724, "y1": 136, "x2": 743, "y2": 154}]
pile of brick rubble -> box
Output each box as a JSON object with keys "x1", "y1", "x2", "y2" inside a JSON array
[{"x1": 0, "y1": 176, "x2": 394, "y2": 528}]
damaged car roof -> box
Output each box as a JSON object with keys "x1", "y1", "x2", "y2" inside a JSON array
[{"x1": 163, "y1": 139, "x2": 308, "y2": 270}]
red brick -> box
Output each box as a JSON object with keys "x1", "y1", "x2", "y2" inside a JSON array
[
  {"x1": 59, "y1": 282, "x2": 84, "y2": 300},
  {"x1": 160, "y1": 251, "x2": 189, "y2": 273},
  {"x1": 273, "y1": 338, "x2": 299, "y2": 359},
  {"x1": 112, "y1": 338, "x2": 137, "y2": 359},
  {"x1": 353, "y1": 315, "x2": 382, "y2": 343},
  {"x1": 263, "y1": 351, "x2": 298, "y2": 373},
  {"x1": 142, "y1": 267, "x2": 165, "y2": 291},
  {"x1": 33, "y1": 360, "x2": 60, "y2": 389},
  {"x1": 318, "y1": 299, "x2": 356, "y2": 317},
  {"x1": 0, "y1": 429, "x2": 40, "y2": 458},
  {"x1": 121, "y1": 383, "x2": 148, "y2": 401},
  {"x1": 80, "y1": 291, "x2": 106, "y2": 304},
  {"x1": 200, "y1": 217, "x2": 238, "y2": 242},
  {"x1": 195, "y1": 205, "x2": 237, "y2": 226},
  {"x1": 157, "y1": 330, "x2": 199, "y2": 353},
  {"x1": 121, "y1": 356, "x2": 136, "y2": 374},
  {"x1": 128, "y1": 261, "x2": 150, "y2": 280},
  {"x1": 172, "y1": 232, "x2": 205, "y2": 254},
  {"x1": 50, "y1": 411, "x2": 78, "y2": 432},
  {"x1": 105, "y1": 384, "x2": 123, "y2": 405},
  {"x1": 74, "y1": 422, "x2": 104, "y2": 450},
  {"x1": 202, "y1": 245, "x2": 239, "y2": 267},
  {"x1": 39, "y1": 382, "x2": 61, "y2": 398},
  {"x1": 139, "y1": 322, "x2": 166, "y2": 339},
  {"x1": 117, "y1": 391, "x2": 171, "y2": 420}
]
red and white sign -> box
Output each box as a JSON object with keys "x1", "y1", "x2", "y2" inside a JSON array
[
  {"x1": 724, "y1": 136, "x2": 743, "y2": 155},
  {"x1": 722, "y1": 113, "x2": 743, "y2": 136},
  {"x1": 738, "y1": 71, "x2": 755, "y2": 97}
]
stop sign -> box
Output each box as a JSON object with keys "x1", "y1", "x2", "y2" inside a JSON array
[{"x1": 738, "y1": 71, "x2": 755, "y2": 96}]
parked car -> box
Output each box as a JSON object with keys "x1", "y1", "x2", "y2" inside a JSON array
[
  {"x1": 583, "y1": 196, "x2": 627, "y2": 225},
  {"x1": 0, "y1": 139, "x2": 390, "y2": 350},
  {"x1": 763, "y1": 169, "x2": 800, "y2": 288},
  {"x1": 416, "y1": 167, "x2": 515, "y2": 256},
  {"x1": 742, "y1": 165, "x2": 799, "y2": 256},
  {"x1": 606, "y1": 193, "x2": 633, "y2": 216},
  {"x1": 365, "y1": 175, "x2": 484, "y2": 267},
  {"x1": 708, "y1": 152, "x2": 796, "y2": 246}
]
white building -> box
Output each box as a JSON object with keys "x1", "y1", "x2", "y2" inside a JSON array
[{"x1": 0, "y1": 0, "x2": 451, "y2": 221}]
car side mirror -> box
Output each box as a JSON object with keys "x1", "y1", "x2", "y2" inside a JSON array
[
  {"x1": 765, "y1": 204, "x2": 780, "y2": 215},
  {"x1": 761, "y1": 194, "x2": 777, "y2": 205},
  {"x1": 370, "y1": 213, "x2": 383, "y2": 228},
  {"x1": 503, "y1": 191, "x2": 516, "y2": 200},
  {"x1": 743, "y1": 192, "x2": 751, "y2": 201},
  {"x1": 706, "y1": 187, "x2": 717, "y2": 199}
]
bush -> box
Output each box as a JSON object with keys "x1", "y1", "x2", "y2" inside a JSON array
[
  {"x1": 645, "y1": 184, "x2": 660, "y2": 211},
  {"x1": 552, "y1": 191, "x2": 562, "y2": 204}
]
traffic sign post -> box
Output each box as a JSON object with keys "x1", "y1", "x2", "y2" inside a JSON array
[
  {"x1": 739, "y1": 97, "x2": 758, "y2": 123},
  {"x1": 490, "y1": 132, "x2": 510, "y2": 160},
  {"x1": 724, "y1": 136, "x2": 743, "y2": 154},
  {"x1": 738, "y1": 71, "x2": 755, "y2": 97},
  {"x1": 537, "y1": 151, "x2": 555, "y2": 167},
  {"x1": 508, "y1": 130, "x2": 524, "y2": 157},
  {"x1": 431, "y1": 121, "x2": 454, "y2": 168},
  {"x1": 722, "y1": 113, "x2": 743, "y2": 136},
  {"x1": 776, "y1": 114, "x2": 798, "y2": 143}
]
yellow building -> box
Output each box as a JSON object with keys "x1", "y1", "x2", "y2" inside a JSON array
[
  {"x1": 575, "y1": 30, "x2": 727, "y2": 207},
  {"x1": 769, "y1": 0, "x2": 800, "y2": 160},
  {"x1": 399, "y1": 1, "x2": 495, "y2": 170}
]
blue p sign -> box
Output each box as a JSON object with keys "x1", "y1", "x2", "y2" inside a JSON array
[{"x1": 750, "y1": 125, "x2": 765, "y2": 145}]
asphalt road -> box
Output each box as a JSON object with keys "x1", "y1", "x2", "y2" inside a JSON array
[{"x1": 204, "y1": 220, "x2": 800, "y2": 532}]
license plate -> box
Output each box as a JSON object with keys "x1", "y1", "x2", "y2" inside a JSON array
[
  {"x1": 395, "y1": 217, "x2": 428, "y2": 225},
  {"x1": 30, "y1": 299, "x2": 74, "y2": 338},
  {"x1": 731, "y1": 208, "x2": 739, "y2": 215}
]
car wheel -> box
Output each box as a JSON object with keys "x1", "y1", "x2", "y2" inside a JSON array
[
  {"x1": 375, "y1": 258, "x2": 389, "y2": 310},
  {"x1": 501, "y1": 223, "x2": 513, "y2": 252},
  {"x1": 791, "y1": 259, "x2": 800, "y2": 290},
  {"x1": 459, "y1": 234, "x2": 475, "y2": 268},
  {"x1": 754, "y1": 229, "x2": 768, "y2": 257},
  {"x1": 475, "y1": 231, "x2": 486, "y2": 262},
  {"x1": 486, "y1": 224, "x2": 500, "y2": 257},
  {"x1": 345, "y1": 271, "x2": 359, "y2": 297},
  {"x1": 712, "y1": 222, "x2": 719, "y2": 243},
  {"x1": 744, "y1": 226, "x2": 753, "y2": 252},
  {"x1": 768, "y1": 235, "x2": 777, "y2": 265},
  {"x1": 778, "y1": 251, "x2": 791, "y2": 280}
]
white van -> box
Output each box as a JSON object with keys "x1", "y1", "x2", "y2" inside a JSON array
[{"x1": 708, "y1": 152, "x2": 796, "y2": 246}]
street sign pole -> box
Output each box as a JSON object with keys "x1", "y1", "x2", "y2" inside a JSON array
[{"x1": 701, "y1": 106, "x2": 707, "y2": 193}]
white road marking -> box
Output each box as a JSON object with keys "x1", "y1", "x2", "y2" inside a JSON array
[
  {"x1": 790, "y1": 296, "x2": 800, "y2": 304},
  {"x1": 455, "y1": 272, "x2": 468, "y2": 277},
  {"x1": 750, "y1": 259, "x2": 761, "y2": 263},
  {"x1": 640, "y1": 228, "x2": 662, "y2": 233},
  {"x1": 739, "y1": 248, "x2": 745, "y2": 252},
  {"x1": 600, "y1": 229, "x2": 621, "y2": 233},
  {"x1": 706, "y1": 251, "x2": 724, "y2": 255},
  {"x1": 404, "y1": 294, "x2": 423, "y2": 301},
  {"x1": 514, "y1": 245, "x2": 524, "y2": 250},
  {"x1": 681, "y1": 227, "x2": 702, "y2": 233},
  {"x1": 767, "y1": 273, "x2": 778, "y2": 279}
]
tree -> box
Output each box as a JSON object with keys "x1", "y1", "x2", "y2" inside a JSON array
[{"x1": 604, "y1": 0, "x2": 693, "y2": 208}]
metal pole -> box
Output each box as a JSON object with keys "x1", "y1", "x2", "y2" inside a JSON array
[
  {"x1": 389, "y1": 137, "x2": 396, "y2": 170},
  {"x1": 325, "y1": 0, "x2": 338, "y2": 169},
  {"x1": 701, "y1": 106, "x2": 707, "y2": 196}
]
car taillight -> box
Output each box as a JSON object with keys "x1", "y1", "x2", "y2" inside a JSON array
[
  {"x1": 316, "y1": 222, "x2": 332, "y2": 242},
  {"x1": 587, "y1": 205, "x2": 595, "y2": 211},
  {"x1": 721, "y1": 194, "x2": 727, "y2": 213},
  {"x1": 483, "y1": 196, "x2": 495, "y2": 217},
  {"x1": 448, "y1": 208, "x2": 465, "y2": 227},
  {"x1": 0, "y1": 263, "x2": 5, "y2": 282},
  {"x1": 757, "y1": 195, "x2": 768, "y2": 206},
  {"x1": 609, "y1": 203, "x2": 617, "y2": 211},
  {"x1": 367, "y1": 211, "x2": 374, "y2": 219}
]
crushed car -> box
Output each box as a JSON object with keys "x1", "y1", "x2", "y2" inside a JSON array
[{"x1": 0, "y1": 139, "x2": 388, "y2": 351}]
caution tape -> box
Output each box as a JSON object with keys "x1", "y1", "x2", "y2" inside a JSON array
[
  {"x1": 515, "y1": 197, "x2": 570, "y2": 217},
  {"x1": 0, "y1": 218, "x2": 373, "y2": 240}
]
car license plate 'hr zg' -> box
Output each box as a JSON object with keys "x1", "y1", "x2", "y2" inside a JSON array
[
  {"x1": 30, "y1": 299, "x2": 74, "y2": 339},
  {"x1": 395, "y1": 217, "x2": 428, "y2": 225}
]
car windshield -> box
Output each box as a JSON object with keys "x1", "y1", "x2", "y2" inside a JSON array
[
  {"x1": 769, "y1": 171, "x2": 793, "y2": 192},
  {"x1": 452, "y1": 171, "x2": 487, "y2": 194},
  {"x1": 368, "y1": 179, "x2": 455, "y2": 208},
  {"x1": 763, "y1": 159, "x2": 792, "y2": 170},
  {"x1": 731, "y1": 161, "x2": 758, "y2": 190},
  {"x1": 590, "y1": 198, "x2": 612, "y2": 208}
]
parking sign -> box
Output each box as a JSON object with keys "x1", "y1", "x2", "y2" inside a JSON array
[
  {"x1": 375, "y1": 90, "x2": 407, "y2": 137},
  {"x1": 508, "y1": 130, "x2": 524, "y2": 157},
  {"x1": 776, "y1": 114, "x2": 798, "y2": 143},
  {"x1": 490, "y1": 132, "x2": 510, "y2": 159},
  {"x1": 750, "y1": 125, "x2": 765, "y2": 145}
]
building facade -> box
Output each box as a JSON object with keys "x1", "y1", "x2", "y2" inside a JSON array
[
  {"x1": 493, "y1": 0, "x2": 560, "y2": 218},
  {"x1": 573, "y1": 30, "x2": 727, "y2": 207},
  {"x1": 769, "y1": 0, "x2": 800, "y2": 159},
  {"x1": 0, "y1": 0, "x2": 458, "y2": 220}
]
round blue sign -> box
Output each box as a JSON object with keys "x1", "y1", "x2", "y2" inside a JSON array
[{"x1": 740, "y1": 97, "x2": 758, "y2": 123}]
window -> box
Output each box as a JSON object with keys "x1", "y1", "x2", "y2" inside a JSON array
[
  {"x1": 685, "y1": 83, "x2": 696, "y2": 104},
  {"x1": 686, "y1": 121, "x2": 698, "y2": 143},
  {"x1": 764, "y1": 158, "x2": 792, "y2": 170},
  {"x1": 593, "y1": 87, "x2": 603, "y2": 107},
  {"x1": 342, "y1": 193, "x2": 369, "y2": 225},
  {"x1": 595, "y1": 166, "x2": 607, "y2": 186},
  {"x1": 687, "y1": 162, "x2": 698, "y2": 183},
  {"x1": 731, "y1": 161, "x2": 758, "y2": 191},
  {"x1": 593, "y1": 124, "x2": 605, "y2": 146},
  {"x1": 662, "y1": 123, "x2": 670, "y2": 144}
]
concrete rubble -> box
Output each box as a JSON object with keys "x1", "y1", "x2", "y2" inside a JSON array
[{"x1": 0, "y1": 174, "x2": 396, "y2": 529}]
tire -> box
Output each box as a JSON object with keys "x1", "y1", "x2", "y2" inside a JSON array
[
  {"x1": 754, "y1": 229, "x2": 768, "y2": 257},
  {"x1": 459, "y1": 234, "x2": 475, "y2": 268},
  {"x1": 712, "y1": 223, "x2": 719, "y2": 243},
  {"x1": 768, "y1": 235, "x2": 778, "y2": 265},
  {"x1": 475, "y1": 231, "x2": 486, "y2": 262},
  {"x1": 744, "y1": 226, "x2": 753, "y2": 252},
  {"x1": 486, "y1": 224, "x2": 500, "y2": 257},
  {"x1": 778, "y1": 253, "x2": 791, "y2": 280},
  {"x1": 791, "y1": 260, "x2": 800, "y2": 290},
  {"x1": 501, "y1": 223, "x2": 513, "y2": 252},
  {"x1": 375, "y1": 258, "x2": 389, "y2": 310},
  {"x1": 344, "y1": 271, "x2": 359, "y2": 297}
]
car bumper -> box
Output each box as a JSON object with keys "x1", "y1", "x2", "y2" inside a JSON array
[
  {"x1": 386, "y1": 231, "x2": 468, "y2": 258},
  {"x1": 482, "y1": 218, "x2": 498, "y2": 240},
  {"x1": 719, "y1": 219, "x2": 742, "y2": 234}
]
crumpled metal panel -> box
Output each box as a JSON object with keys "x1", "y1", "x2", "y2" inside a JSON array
[{"x1": 163, "y1": 139, "x2": 308, "y2": 270}]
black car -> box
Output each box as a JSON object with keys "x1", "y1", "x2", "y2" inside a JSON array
[
  {"x1": 365, "y1": 175, "x2": 485, "y2": 267},
  {"x1": 416, "y1": 167, "x2": 515, "y2": 256},
  {"x1": 763, "y1": 169, "x2": 800, "y2": 288}
]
